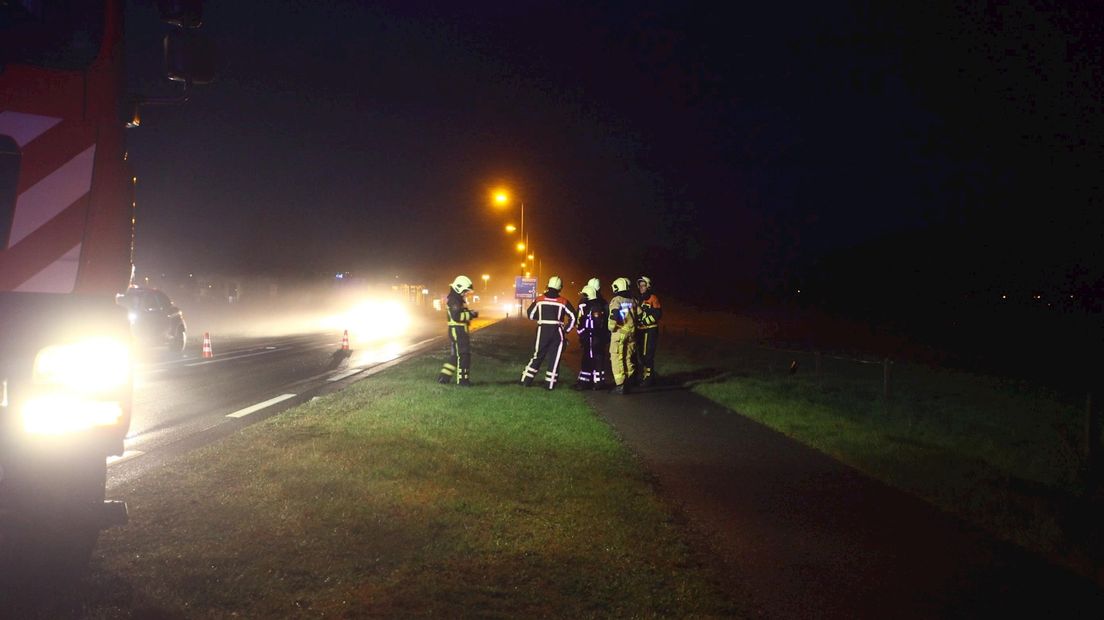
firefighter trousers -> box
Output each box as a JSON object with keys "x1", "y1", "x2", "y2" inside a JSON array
[
  {"x1": 576, "y1": 331, "x2": 605, "y2": 385},
  {"x1": 438, "y1": 325, "x2": 470, "y2": 384},
  {"x1": 610, "y1": 331, "x2": 636, "y2": 386},
  {"x1": 638, "y1": 327, "x2": 659, "y2": 382},
  {"x1": 522, "y1": 325, "x2": 566, "y2": 389}
]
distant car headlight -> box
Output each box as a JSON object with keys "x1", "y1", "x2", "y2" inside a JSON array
[
  {"x1": 22, "y1": 337, "x2": 131, "y2": 435},
  {"x1": 322, "y1": 300, "x2": 412, "y2": 344}
]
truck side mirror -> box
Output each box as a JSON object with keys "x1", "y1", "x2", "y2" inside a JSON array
[
  {"x1": 0, "y1": 135, "x2": 20, "y2": 249},
  {"x1": 157, "y1": 0, "x2": 204, "y2": 29},
  {"x1": 164, "y1": 30, "x2": 217, "y2": 84}
]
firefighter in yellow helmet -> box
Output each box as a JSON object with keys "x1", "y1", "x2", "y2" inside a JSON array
[
  {"x1": 437, "y1": 275, "x2": 477, "y2": 386},
  {"x1": 635, "y1": 275, "x2": 663, "y2": 387},
  {"x1": 608, "y1": 277, "x2": 638, "y2": 395}
]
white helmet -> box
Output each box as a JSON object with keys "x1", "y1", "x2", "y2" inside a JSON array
[
  {"x1": 580, "y1": 285, "x2": 597, "y2": 300},
  {"x1": 611, "y1": 277, "x2": 631, "y2": 294},
  {"x1": 587, "y1": 277, "x2": 601, "y2": 291},
  {"x1": 547, "y1": 275, "x2": 563, "y2": 291},
  {"x1": 450, "y1": 275, "x2": 473, "y2": 293},
  {"x1": 637, "y1": 276, "x2": 652, "y2": 289}
]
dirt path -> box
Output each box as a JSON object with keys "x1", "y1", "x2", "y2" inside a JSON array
[{"x1": 586, "y1": 385, "x2": 1104, "y2": 618}]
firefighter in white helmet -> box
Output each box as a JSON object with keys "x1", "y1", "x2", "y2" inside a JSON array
[
  {"x1": 608, "y1": 277, "x2": 638, "y2": 395},
  {"x1": 587, "y1": 277, "x2": 611, "y2": 388},
  {"x1": 521, "y1": 275, "x2": 576, "y2": 390},
  {"x1": 635, "y1": 275, "x2": 663, "y2": 387},
  {"x1": 572, "y1": 284, "x2": 607, "y2": 390},
  {"x1": 437, "y1": 275, "x2": 477, "y2": 386}
]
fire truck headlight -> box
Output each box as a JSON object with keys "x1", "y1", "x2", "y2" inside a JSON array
[
  {"x1": 32, "y1": 337, "x2": 131, "y2": 393},
  {"x1": 23, "y1": 338, "x2": 130, "y2": 435},
  {"x1": 21, "y1": 396, "x2": 124, "y2": 435}
]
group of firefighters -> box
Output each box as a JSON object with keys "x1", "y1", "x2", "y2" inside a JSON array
[{"x1": 437, "y1": 274, "x2": 662, "y2": 394}]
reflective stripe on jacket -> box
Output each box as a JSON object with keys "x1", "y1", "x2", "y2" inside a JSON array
[
  {"x1": 527, "y1": 294, "x2": 577, "y2": 332},
  {"x1": 608, "y1": 294, "x2": 638, "y2": 335}
]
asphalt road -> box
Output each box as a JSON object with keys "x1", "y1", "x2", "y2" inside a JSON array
[{"x1": 107, "y1": 326, "x2": 440, "y2": 490}]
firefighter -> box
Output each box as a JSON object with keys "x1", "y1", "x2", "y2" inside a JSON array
[
  {"x1": 587, "y1": 277, "x2": 611, "y2": 388},
  {"x1": 608, "y1": 277, "x2": 638, "y2": 395},
  {"x1": 572, "y1": 284, "x2": 607, "y2": 390},
  {"x1": 437, "y1": 275, "x2": 478, "y2": 386},
  {"x1": 636, "y1": 275, "x2": 663, "y2": 387},
  {"x1": 521, "y1": 275, "x2": 576, "y2": 390}
]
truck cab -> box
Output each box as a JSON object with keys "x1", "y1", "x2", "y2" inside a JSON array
[{"x1": 0, "y1": 0, "x2": 209, "y2": 579}]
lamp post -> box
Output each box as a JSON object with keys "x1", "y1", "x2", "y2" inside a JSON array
[
  {"x1": 495, "y1": 189, "x2": 540, "y2": 282},
  {"x1": 481, "y1": 274, "x2": 489, "y2": 291}
]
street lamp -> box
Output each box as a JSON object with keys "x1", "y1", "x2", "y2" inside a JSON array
[
  {"x1": 493, "y1": 188, "x2": 531, "y2": 278},
  {"x1": 481, "y1": 274, "x2": 490, "y2": 290}
]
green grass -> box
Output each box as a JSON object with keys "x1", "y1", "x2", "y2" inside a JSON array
[
  {"x1": 661, "y1": 331, "x2": 1096, "y2": 573},
  {"x1": 72, "y1": 321, "x2": 737, "y2": 618}
]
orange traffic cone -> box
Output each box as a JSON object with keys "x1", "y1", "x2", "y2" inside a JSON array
[
  {"x1": 341, "y1": 329, "x2": 350, "y2": 351},
  {"x1": 202, "y1": 332, "x2": 213, "y2": 358}
]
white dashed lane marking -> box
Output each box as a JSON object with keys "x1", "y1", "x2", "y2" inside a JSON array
[{"x1": 226, "y1": 393, "x2": 297, "y2": 419}]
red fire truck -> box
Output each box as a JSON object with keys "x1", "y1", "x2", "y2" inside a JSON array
[{"x1": 0, "y1": 0, "x2": 211, "y2": 574}]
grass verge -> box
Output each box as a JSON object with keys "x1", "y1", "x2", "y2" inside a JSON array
[
  {"x1": 68, "y1": 321, "x2": 736, "y2": 617},
  {"x1": 661, "y1": 329, "x2": 1100, "y2": 577}
]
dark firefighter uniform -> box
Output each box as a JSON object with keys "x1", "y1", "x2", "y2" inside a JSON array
[
  {"x1": 608, "y1": 277, "x2": 638, "y2": 394},
  {"x1": 573, "y1": 285, "x2": 607, "y2": 389},
  {"x1": 587, "y1": 277, "x2": 611, "y2": 388},
  {"x1": 438, "y1": 276, "x2": 477, "y2": 386},
  {"x1": 521, "y1": 277, "x2": 576, "y2": 390},
  {"x1": 636, "y1": 276, "x2": 663, "y2": 386}
]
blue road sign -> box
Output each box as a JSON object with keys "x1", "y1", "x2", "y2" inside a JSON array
[{"x1": 515, "y1": 276, "x2": 538, "y2": 300}]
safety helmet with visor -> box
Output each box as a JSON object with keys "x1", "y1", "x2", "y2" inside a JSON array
[{"x1": 451, "y1": 275, "x2": 474, "y2": 294}]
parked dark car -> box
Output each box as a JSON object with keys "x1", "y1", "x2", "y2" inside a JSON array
[{"x1": 116, "y1": 287, "x2": 187, "y2": 353}]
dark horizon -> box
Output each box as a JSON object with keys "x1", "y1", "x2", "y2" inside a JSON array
[{"x1": 125, "y1": 1, "x2": 1104, "y2": 311}]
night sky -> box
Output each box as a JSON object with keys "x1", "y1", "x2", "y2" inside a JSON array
[{"x1": 124, "y1": 1, "x2": 1104, "y2": 309}]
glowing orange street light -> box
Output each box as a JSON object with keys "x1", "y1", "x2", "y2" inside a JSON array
[
  {"x1": 527, "y1": 254, "x2": 534, "y2": 260},
  {"x1": 494, "y1": 191, "x2": 509, "y2": 205},
  {"x1": 505, "y1": 224, "x2": 517, "y2": 233},
  {"x1": 481, "y1": 274, "x2": 490, "y2": 290},
  {"x1": 516, "y1": 241, "x2": 526, "y2": 252}
]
